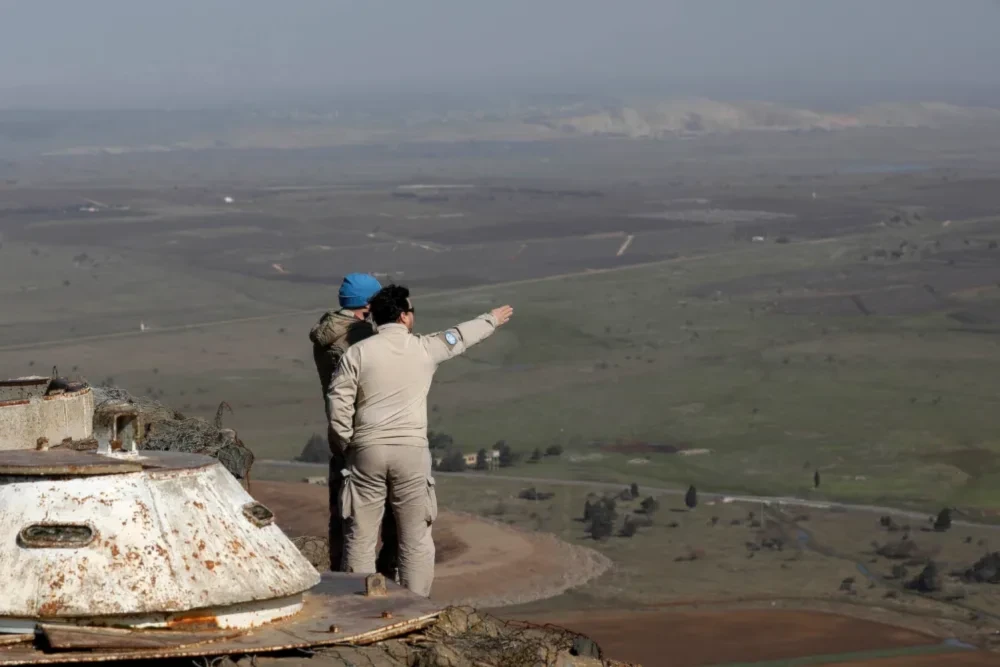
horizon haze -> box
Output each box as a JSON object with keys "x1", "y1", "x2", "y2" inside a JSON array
[{"x1": 2, "y1": 0, "x2": 1000, "y2": 110}]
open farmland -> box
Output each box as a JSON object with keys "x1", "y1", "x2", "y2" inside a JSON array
[{"x1": 3, "y1": 127, "x2": 1000, "y2": 513}]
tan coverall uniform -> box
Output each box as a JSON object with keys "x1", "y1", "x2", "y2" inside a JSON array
[
  {"x1": 309, "y1": 309, "x2": 397, "y2": 576},
  {"x1": 328, "y1": 313, "x2": 499, "y2": 596}
]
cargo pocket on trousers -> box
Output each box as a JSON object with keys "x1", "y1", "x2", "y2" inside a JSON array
[
  {"x1": 425, "y1": 476, "x2": 438, "y2": 525},
  {"x1": 339, "y1": 468, "x2": 354, "y2": 523}
]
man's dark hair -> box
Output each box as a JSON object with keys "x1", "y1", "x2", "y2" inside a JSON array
[{"x1": 369, "y1": 284, "x2": 411, "y2": 326}]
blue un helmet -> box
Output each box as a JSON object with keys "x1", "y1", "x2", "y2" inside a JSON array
[{"x1": 338, "y1": 273, "x2": 383, "y2": 309}]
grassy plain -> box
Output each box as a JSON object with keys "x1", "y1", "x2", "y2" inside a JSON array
[
  {"x1": 429, "y1": 474, "x2": 1000, "y2": 636},
  {"x1": 2, "y1": 128, "x2": 1000, "y2": 512}
]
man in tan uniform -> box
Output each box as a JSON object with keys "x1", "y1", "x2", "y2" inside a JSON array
[
  {"x1": 309, "y1": 273, "x2": 397, "y2": 578},
  {"x1": 328, "y1": 284, "x2": 513, "y2": 596}
]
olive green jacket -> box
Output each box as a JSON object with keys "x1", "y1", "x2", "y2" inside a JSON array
[{"x1": 309, "y1": 309, "x2": 375, "y2": 418}]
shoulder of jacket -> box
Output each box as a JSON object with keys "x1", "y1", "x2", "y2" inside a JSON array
[{"x1": 311, "y1": 311, "x2": 354, "y2": 346}]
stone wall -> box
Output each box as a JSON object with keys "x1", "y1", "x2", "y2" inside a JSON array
[{"x1": 0, "y1": 388, "x2": 94, "y2": 450}]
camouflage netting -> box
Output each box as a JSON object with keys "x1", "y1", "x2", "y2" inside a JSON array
[
  {"x1": 291, "y1": 535, "x2": 331, "y2": 571},
  {"x1": 92, "y1": 386, "x2": 255, "y2": 480},
  {"x1": 273, "y1": 607, "x2": 636, "y2": 667}
]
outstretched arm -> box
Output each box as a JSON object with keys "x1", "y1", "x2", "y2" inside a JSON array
[
  {"x1": 327, "y1": 347, "x2": 361, "y2": 450},
  {"x1": 422, "y1": 305, "x2": 513, "y2": 364}
]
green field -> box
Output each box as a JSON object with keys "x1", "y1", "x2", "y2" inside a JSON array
[
  {"x1": 3, "y1": 128, "x2": 1000, "y2": 515},
  {"x1": 415, "y1": 220, "x2": 1000, "y2": 510}
]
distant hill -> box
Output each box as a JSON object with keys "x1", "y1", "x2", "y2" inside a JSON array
[
  {"x1": 9, "y1": 97, "x2": 1000, "y2": 157},
  {"x1": 541, "y1": 99, "x2": 1000, "y2": 138}
]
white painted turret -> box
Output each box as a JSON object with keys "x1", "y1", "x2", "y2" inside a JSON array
[{"x1": 0, "y1": 449, "x2": 320, "y2": 632}]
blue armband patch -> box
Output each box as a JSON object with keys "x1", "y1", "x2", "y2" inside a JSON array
[{"x1": 445, "y1": 332, "x2": 458, "y2": 346}]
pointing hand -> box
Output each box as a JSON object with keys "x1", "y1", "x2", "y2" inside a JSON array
[{"x1": 491, "y1": 305, "x2": 514, "y2": 327}]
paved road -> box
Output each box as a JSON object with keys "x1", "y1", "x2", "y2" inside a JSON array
[{"x1": 257, "y1": 458, "x2": 1000, "y2": 532}]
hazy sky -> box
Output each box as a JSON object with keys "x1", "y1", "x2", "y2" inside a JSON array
[{"x1": 2, "y1": 0, "x2": 999, "y2": 108}]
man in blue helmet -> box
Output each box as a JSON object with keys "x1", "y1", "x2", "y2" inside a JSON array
[{"x1": 309, "y1": 272, "x2": 398, "y2": 578}]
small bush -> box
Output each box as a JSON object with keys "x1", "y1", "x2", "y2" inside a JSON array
[
  {"x1": 640, "y1": 496, "x2": 660, "y2": 515},
  {"x1": 934, "y1": 508, "x2": 952, "y2": 532},
  {"x1": 298, "y1": 433, "x2": 330, "y2": 463},
  {"x1": 684, "y1": 485, "x2": 698, "y2": 509},
  {"x1": 619, "y1": 520, "x2": 638, "y2": 538},
  {"x1": 436, "y1": 449, "x2": 467, "y2": 472}
]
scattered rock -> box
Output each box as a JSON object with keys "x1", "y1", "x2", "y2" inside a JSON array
[{"x1": 291, "y1": 535, "x2": 330, "y2": 570}]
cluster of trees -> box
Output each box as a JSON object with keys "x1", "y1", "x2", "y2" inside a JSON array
[
  {"x1": 617, "y1": 483, "x2": 641, "y2": 501},
  {"x1": 436, "y1": 449, "x2": 467, "y2": 472},
  {"x1": 429, "y1": 434, "x2": 530, "y2": 472},
  {"x1": 528, "y1": 444, "x2": 564, "y2": 463},
  {"x1": 581, "y1": 482, "x2": 705, "y2": 541},
  {"x1": 584, "y1": 495, "x2": 618, "y2": 541},
  {"x1": 583, "y1": 485, "x2": 669, "y2": 541}
]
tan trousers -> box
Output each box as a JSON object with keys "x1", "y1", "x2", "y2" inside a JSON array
[{"x1": 341, "y1": 445, "x2": 437, "y2": 597}]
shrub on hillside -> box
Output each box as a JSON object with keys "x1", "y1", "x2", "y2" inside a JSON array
[
  {"x1": 428, "y1": 431, "x2": 454, "y2": 451},
  {"x1": 498, "y1": 442, "x2": 519, "y2": 468},
  {"x1": 619, "y1": 519, "x2": 638, "y2": 538},
  {"x1": 436, "y1": 449, "x2": 467, "y2": 472},
  {"x1": 685, "y1": 485, "x2": 698, "y2": 509},
  {"x1": 639, "y1": 496, "x2": 660, "y2": 515},
  {"x1": 934, "y1": 508, "x2": 952, "y2": 532},
  {"x1": 298, "y1": 433, "x2": 330, "y2": 464}
]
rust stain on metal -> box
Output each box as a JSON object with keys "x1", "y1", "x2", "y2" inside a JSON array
[
  {"x1": 165, "y1": 614, "x2": 222, "y2": 631},
  {"x1": 0, "y1": 635, "x2": 32, "y2": 648},
  {"x1": 364, "y1": 574, "x2": 388, "y2": 598},
  {"x1": 204, "y1": 560, "x2": 217, "y2": 571},
  {"x1": 38, "y1": 600, "x2": 66, "y2": 616},
  {"x1": 380, "y1": 611, "x2": 393, "y2": 620}
]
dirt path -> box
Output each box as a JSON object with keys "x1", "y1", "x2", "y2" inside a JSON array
[{"x1": 251, "y1": 481, "x2": 611, "y2": 608}]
